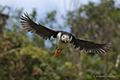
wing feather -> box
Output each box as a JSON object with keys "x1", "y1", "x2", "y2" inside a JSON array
[
  {"x1": 20, "y1": 12, "x2": 59, "y2": 39},
  {"x1": 71, "y1": 36, "x2": 112, "y2": 54}
]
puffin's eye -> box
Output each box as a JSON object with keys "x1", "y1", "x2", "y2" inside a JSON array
[{"x1": 63, "y1": 36, "x2": 64, "y2": 38}]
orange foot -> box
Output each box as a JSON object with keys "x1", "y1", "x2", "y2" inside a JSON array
[{"x1": 55, "y1": 48, "x2": 63, "y2": 57}]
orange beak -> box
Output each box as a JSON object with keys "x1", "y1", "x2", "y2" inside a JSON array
[
  {"x1": 55, "y1": 49, "x2": 62, "y2": 57},
  {"x1": 64, "y1": 38, "x2": 67, "y2": 43}
]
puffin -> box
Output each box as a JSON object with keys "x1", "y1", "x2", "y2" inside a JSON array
[{"x1": 20, "y1": 12, "x2": 111, "y2": 57}]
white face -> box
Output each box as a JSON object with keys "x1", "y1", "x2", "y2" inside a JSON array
[{"x1": 61, "y1": 35, "x2": 72, "y2": 43}]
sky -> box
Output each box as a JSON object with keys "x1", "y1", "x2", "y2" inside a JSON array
[
  {"x1": 1, "y1": 0, "x2": 120, "y2": 13},
  {"x1": 1, "y1": 0, "x2": 120, "y2": 23},
  {"x1": 1, "y1": 0, "x2": 120, "y2": 21},
  {"x1": 1, "y1": 0, "x2": 120, "y2": 48},
  {"x1": 0, "y1": 0, "x2": 99, "y2": 15}
]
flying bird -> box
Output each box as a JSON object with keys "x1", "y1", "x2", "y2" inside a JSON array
[{"x1": 20, "y1": 12, "x2": 111, "y2": 57}]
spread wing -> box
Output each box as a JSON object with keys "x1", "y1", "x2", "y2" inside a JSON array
[
  {"x1": 71, "y1": 36, "x2": 111, "y2": 54},
  {"x1": 20, "y1": 12, "x2": 59, "y2": 39}
]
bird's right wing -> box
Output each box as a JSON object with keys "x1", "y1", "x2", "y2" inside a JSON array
[{"x1": 20, "y1": 12, "x2": 59, "y2": 39}]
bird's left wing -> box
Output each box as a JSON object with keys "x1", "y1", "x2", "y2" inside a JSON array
[
  {"x1": 70, "y1": 36, "x2": 111, "y2": 54},
  {"x1": 20, "y1": 12, "x2": 59, "y2": 39}
]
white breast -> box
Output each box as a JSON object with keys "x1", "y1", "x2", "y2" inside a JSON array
[
  {"x1": 56, "y1": 32, "x2": 69, "y2": 49},
  {"x1": 56, "y1": 38, "x2": 69, "y2": 49}
]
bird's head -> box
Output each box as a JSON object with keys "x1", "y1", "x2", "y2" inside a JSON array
[{"x1": 61, "y1": 34, "x2": 72, "y2": 43}]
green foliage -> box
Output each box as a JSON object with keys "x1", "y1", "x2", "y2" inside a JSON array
[{"x1": 0, "y1": 0, "x2": 120, "y2": 80}]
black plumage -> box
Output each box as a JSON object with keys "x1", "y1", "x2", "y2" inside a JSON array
[
  {"x1": 20, "y1": 12, "x2": 59, "y2": 40},
  {"x1": 71, "y1": 36, "x2": 111, "y2": 54},
  {"x1": 20, "y1": 12, "x2": 111, "y2": 55}
]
